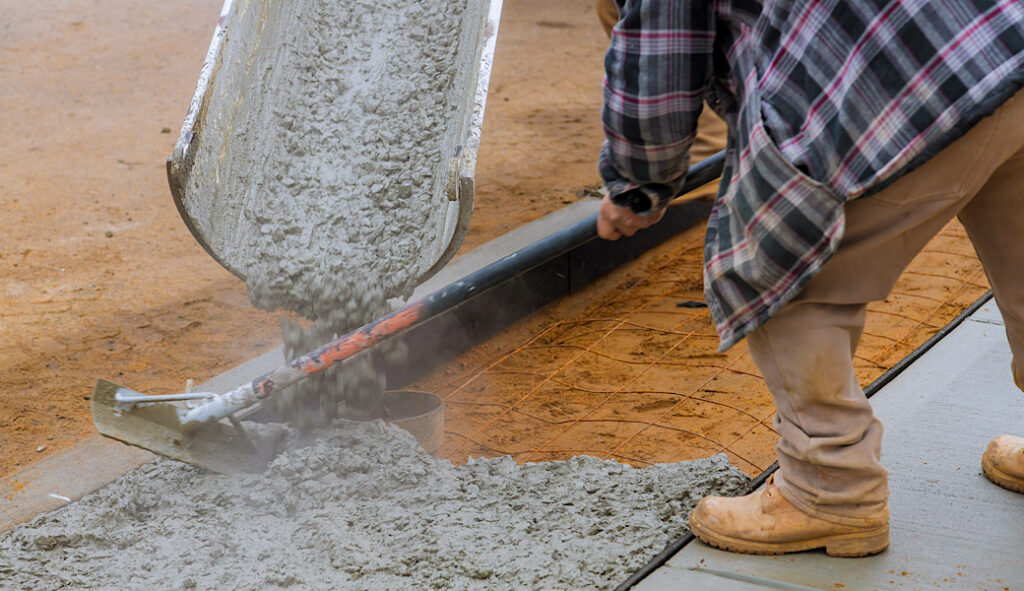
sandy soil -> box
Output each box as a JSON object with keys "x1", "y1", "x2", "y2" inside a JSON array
[
  {"x1": 0, "y1": 0, "x2": 613, "y2": 477},
  {"x1": 461, "y1": 0, "x2": 611, "y2": 251},
  {"x1": 413, "y1": 217, "x2": 989, "y2": 476}
]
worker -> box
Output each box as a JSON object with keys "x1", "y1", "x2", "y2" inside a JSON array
[
  {"x1": 596, "y1": 0, "x2": 728, "y2": 201},
  {"x1": 596, "y1": 0, "x2": 1024, "y2": 556}
]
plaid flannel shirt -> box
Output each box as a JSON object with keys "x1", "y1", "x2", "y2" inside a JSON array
[{"x1": 600, "y1": 0, "x2": 1024, "y2": 350}]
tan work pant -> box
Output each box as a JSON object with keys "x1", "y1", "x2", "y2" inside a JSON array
[
  {"x1": 596, "y1": 0, "x2": 728, "y2": 200},
  {"x1": 748, "y1": 91, "x2": 1024, "y2": 525}
]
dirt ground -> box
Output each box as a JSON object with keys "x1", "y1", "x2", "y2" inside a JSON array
[
  {"x1": 413, "y1": 216, "x2": 989, "y2": 475},
  {"x1": 0, "y1": 0, "x2": 613, "y2": 477}
]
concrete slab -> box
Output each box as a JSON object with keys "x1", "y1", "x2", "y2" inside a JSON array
[
  {"x1": 0, "y1": 435, "x2": 150, "y2": 533},
  {"x1": 636, "y1": 563, "x2": 787, "y2": 590},
  {"x1": 971, "y1": 301, "x2": 1007, "y2": 326},
  {"x1": 636, "y1": 304, "x2": 1024, "y2": 590}
]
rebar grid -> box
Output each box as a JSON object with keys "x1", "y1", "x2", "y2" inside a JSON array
[{"x1": 419, "y1": 220, "x2": 989, "y2": 476}]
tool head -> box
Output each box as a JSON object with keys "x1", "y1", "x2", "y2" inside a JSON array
[{"x1": 91, "y1": 379, "x2": 286, "y2": 474}]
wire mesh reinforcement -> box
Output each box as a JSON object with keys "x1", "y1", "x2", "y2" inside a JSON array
[{"x1": 413, "y1": 219, "x2": 990, "y2": 476}]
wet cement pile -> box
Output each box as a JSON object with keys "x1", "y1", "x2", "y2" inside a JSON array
[
  {"x1": 240, "y1": 0, "x2": 468, "y2": 316},
  {"x1": 224, "y1": 0, "x2": 471, "y2": 423},
  {"x1": 0, "y1": 422, "x2": 749, "y2": 590}
]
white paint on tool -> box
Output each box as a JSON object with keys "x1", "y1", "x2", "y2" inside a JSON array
[{"x1": 181, "y1": 383, "x2": 257, "y2": 426}]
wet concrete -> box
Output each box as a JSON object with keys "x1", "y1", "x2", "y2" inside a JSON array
[{"x1": 0, "y1": 421, "x2": 748, "y2": 590}]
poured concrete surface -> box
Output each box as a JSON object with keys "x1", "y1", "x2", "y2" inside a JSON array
[
  {"x1": 635, "y1": 300, "x2": 1024, "y2": 590},
  {"x1": 1, "y1": 421, "x2": 749, "y2": 591}
]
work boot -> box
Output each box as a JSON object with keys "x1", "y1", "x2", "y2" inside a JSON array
[
  {"x1": 982, "y1": 434, "x2": 1024, "y2": 494},
  {"x1": 688, "y1": 475, "x2": 889, "y2": 558}
]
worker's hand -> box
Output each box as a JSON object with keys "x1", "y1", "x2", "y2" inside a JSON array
[{"x1": 596, "y1": 194, "x2": 665, "y2": 240}]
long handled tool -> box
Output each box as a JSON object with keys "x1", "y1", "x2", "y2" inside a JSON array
[{"x1": 92, "y1": 152, "x2": 725, "y2": 473}]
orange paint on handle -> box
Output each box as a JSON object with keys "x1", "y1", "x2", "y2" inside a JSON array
[{"x1": 294, "y1": 303, "x2": 426, "y2": 373}]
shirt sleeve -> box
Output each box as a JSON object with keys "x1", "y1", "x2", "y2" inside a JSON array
[{"x1": 599, "y1": 0, "x2": 714, "y2": 212}]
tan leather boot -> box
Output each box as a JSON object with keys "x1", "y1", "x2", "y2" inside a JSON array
[
  {"x1": 982, "y1": 434, "x2": 1024, "y2": 494},
  {"x1": 689, "y1": 475, "x2": 889, "y2": 557}
]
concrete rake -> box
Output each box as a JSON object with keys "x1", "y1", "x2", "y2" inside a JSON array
[{"x1": 89, "y1": 152, "x2": 725, "y2": 473}]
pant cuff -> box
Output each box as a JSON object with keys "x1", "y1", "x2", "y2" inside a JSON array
[{"x1": 775, "y1": 473, "x2": 889, "y2": 527}]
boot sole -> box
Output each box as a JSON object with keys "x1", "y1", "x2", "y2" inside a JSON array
[
  {"x1": 982, "y1": 454, "x2": 1024, "y2": 494},
  {"x1": 690, "y1": 520, "x2": 889, "y2": 558}
]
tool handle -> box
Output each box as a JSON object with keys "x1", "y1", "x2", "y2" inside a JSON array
[{"x1": 182, "y1": 151, "x2": 726, "y2": 426}]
